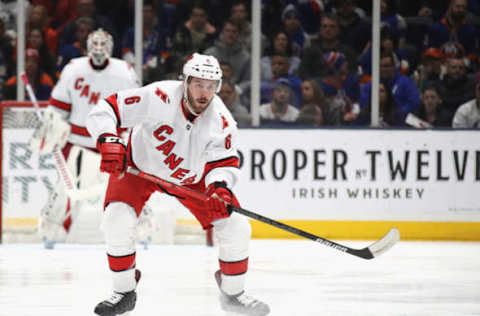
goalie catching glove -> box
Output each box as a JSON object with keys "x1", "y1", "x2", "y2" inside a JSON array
[
  {"x1": 205, "y1": 181, "x2": 239, "y2": 223},
  {"x1": 97, "y1": 133, "x2": 127, "y2": 178},
  {"x1": 29, "y1": 107, "x2": 71, "y2": 154}
]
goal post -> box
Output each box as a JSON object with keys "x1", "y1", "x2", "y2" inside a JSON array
[
  {"x1": 0, "y1": 100, "x2": 47, "y2": 244},
  {"x1": 0, "y1": 101, "x2": 207, "y2": 245}
]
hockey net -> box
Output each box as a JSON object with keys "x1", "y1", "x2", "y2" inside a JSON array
[{"x1": 0, "y1": 101, "x2": 207, "y2": 245}]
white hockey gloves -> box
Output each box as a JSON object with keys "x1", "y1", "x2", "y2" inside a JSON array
[{"x1": 29, "y1": 107, "x2": 71, "y2": 154}]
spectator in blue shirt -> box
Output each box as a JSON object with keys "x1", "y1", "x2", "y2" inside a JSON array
[
  {"x1": 360, "y1": 52, "x2": 421, "y2": 124},
  {"x1": 321, "y1": 51, "x2": 361, "y2": 125},
  {"x1": 425, "y1": 0, "x2": 478, "y2": 56}
]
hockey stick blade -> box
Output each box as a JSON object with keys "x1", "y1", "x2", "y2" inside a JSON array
[
  {"x1": 230, "y1": 205, "x2": 400, "y2": 260},
  {"x1": 126, "y1": 167, "x2": 400, "y2": 260}
]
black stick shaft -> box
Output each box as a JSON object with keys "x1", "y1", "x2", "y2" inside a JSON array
[
  {"x1": 127, "y1": 167, "x2": 375, "y2": 259},
  {"x1": 230, "y1": 205, "x2": 373, "y2": 259}
]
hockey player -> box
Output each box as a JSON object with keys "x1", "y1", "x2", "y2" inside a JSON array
[
  {"x1": 29, "y1": 29, "x2": 153, "y2": 249},
  {"x1": 86, "y1": 53, "x2": 270, "y2": 316}
]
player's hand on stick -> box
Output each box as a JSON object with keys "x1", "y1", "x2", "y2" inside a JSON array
[
  {"x1": 97, "y1": 134, "x2": 127, "y2": 178},
  {"x1": 205, "y1": 182, "x2": 237, "y2": 221},
  {"x1": 28, "y1": 107, "x2": 70, "y2": 154}
]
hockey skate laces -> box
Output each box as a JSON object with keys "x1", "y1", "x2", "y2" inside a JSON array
[
  {"x1": 236, "y1": 293, "x2": 260, "y2": 307},
  {"x1": 105, "y1": 292, "x2": 125, "y2": 305}
]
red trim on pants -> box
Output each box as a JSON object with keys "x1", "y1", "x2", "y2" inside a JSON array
[
  {"x1": 108, "y1": 252, "x2": 136, "y2": 272},
  {"x1": 219, "y1": 258, "x2": 249, "y2": 276}
]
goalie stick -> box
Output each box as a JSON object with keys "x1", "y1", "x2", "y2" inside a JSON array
[
  {"x1": 126, "y1": 167, "x2": 400, "y2": 260},
  {"x1": 20, "y1": 73, "x2": 78, "y2": 196}
]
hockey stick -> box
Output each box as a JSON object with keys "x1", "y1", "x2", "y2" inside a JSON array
[
  {"x1": 126, "y1": 167, "x2": 400, "y2": 259},
  {"x1": 20, "y1": 73, "x2": 77, "y2": 195}
]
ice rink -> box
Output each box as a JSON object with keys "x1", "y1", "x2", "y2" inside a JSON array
[{"x1": 0, "y1": 239, "x2": 479, "y2": 316}]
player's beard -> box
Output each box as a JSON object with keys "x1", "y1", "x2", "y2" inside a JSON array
[{"x1": 186, "y1": 91, "x2": 212, "y2": 115}]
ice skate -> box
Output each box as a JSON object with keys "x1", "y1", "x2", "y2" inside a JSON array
[
  {"x1": 215, "y1": 270, "x2": 270, "y2": 316},
  {"x1": 94, "y1": 269, "x2": 141, "y2": 316}
]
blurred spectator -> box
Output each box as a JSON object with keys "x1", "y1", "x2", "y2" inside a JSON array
[
  {"x1": 295, "y1": 79, "x2": 328, "y2": 126},
  {"x1": 281, "y1": 4, "x2": 311, "y2": 54},
  {"x1": 360, "y1": 52, "x2": 421, "y2": 123},
  {"x1": 359, "y1": 26, "x2": 411, "y2": 83},
  {"x1": 170, "y1": 4, "x2": 217, "y2": 57},
  {"x1": 149, "y1": 53, "x2": 189, "y2": 81},
  {"x1": 320, "y1": 51, "x2": 361, "y2": 124},
  {"x1": 298, "y1": 13, "x2": 357, "y2": 79},
  {"x1": 357, "y1": 81, "x2": 403, "y2": 126},
  {"x1": 260, "y1": 54, "x2": 303, "y2": 108},
  {"x1": 26, "y1": 27, "x2": 57, "y2": 81},
  {"x1": 295, "y1": 102, "x2": 324, "y2": 126},
  {"x1": 259, "y1": 78, "x2": 299, "y2": 124},
  {"x1": 452, "y1": 78, "x2": 480, "y2": 127},
  {"x1": 425, "y1": 0, "x2": 478, "y2": 56},
  {"x1": 56, "y1": 17, "x2": 94, "y2": 72},
  {"x1": 413, "y1": 83, "x2": 451, "y2": 126},
  {"x1": 3, "y1": 48, "x2": 53, "y2": 100},
  {"x1": 439, "y1": 56, "x2": 476, "y2": 120},
  {"x1": 0, "y1": 17, "x2": 14, "y2": 93},
  {"x1": 28, "y1": 4, "x2": 58, "y2": 55},
  {"x1": 334, "y1": 0, "x2": 371, "y2": 56},
  {"x1": 261, "y1": 30, "x2": 301, "y2": 81},
  {"x1": 104, "y1": 0, "x2": 134, "y2": 40},
  {"x1": 31, "y1": 0, "x2": 76, "y2": 31},
  {"x1": 219, "y1": 60, "x2": 246, "y2": 97},
  {"x1": 220, "y1": 61, "x2": 234, "y2": 82},
  {"x1": 230, "y1": 1, "x2": 255, "y2": 50},
  {"x1": 218, "y1": 80, "x2": 251, "y2": 127},
  {"x1": 381, "y1": 0, "x2": 407, "y2": 49},
  {"x1": 121, "y1": 1, "x2": 168, "y2": 84},
  {"x1": 302, "y1": 79, "x2": 343, "y2": 126},
  {"x1": 296, "y1": 0, "x2": 324, "y2": 35},
  {"x1": 396, "y1": 0, "x2": 451, "y2": 20},
  {"x1": 412, "y1": 47, "x2": 445, "y2": 91},
  {"x1": 58, "y1": 0, "x2": 118, "y2": 56},
  {"x1": 205, "y1": 20, "x2": 250, "y2": 88}
]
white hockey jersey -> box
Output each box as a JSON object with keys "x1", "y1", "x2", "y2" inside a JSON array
[
  {"x1": 49, "y1": 57, "x2": 140, "y2": 149},
  {"x1": 87, "y1": 81, "x2": 240, "y2": 188}
]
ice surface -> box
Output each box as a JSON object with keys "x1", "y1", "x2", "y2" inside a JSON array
[{"x1": 0, "y1": 240, "x2": 479, "y2": 316}]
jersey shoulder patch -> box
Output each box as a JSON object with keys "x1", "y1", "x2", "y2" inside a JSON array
[{"x1": 150, "y1": 81, "x2": 182, "y2": 105}]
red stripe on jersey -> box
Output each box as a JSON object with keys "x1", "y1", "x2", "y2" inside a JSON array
[
  {"x1": 70, "y1": 123, "x2": 91, "y2": 136},
  {"x1": 107, "y1": 253, "x2": 136, "y2": 272},
  {"x1": 181, "y1": 99, "x2": 197, "y2": 122},
  {"x1": 49, "y1": 97, "x2": 71, "y2": 111},
  {"x1": 105, "y1": 93, "x2": 121, "y2": 126},
  {"x1": 203, "y1": 156, "x2": 239, "y2": 178},
  {"x1": 219, "y1": 258, "x2": 248, "y2": 275}
]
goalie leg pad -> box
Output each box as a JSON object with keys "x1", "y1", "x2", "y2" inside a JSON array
[
  {"x1": 213, "y1": 213, "x2": 251, "y2": 295},
  {"x1": 38, "y1": 179, "x2": 70, "y2": 243},
  {"x1": 137, "y1": 204, "x2": 155, "y2": 248},
  {"x1": 29, "y1": 106, "x2": 71, "y2": 154},
  {"x1": 102, "y1": 202, "x2": 138, "y2": 293}
]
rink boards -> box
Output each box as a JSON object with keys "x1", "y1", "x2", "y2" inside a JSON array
[{"x1": 2, "y1": 126, "x2": 479, "y2": 240}]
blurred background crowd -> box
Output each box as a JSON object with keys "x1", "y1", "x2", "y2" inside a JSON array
[{"x1": 1, "y1": 0, "x2": 480, "y2": 128}]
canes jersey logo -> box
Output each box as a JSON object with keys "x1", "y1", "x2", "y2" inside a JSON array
[
  {"x1": 74, "y1": 77, "x2": 101, "y2": 104},
  {"x1": 153, "y1": 124, "x2": 197, "y2": 184}
]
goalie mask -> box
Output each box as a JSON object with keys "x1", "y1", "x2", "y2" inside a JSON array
[{"x1": 87, "y1": 29, "x2": 113, "y2": 67}]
